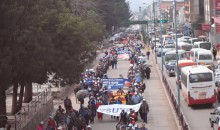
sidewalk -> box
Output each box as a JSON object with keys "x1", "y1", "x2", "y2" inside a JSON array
[{"x1": 144, "y1": 53, "x2": 179, "y2": 130}]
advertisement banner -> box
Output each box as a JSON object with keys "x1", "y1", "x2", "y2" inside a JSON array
[
  {"x1": 97, "y1": 103, "x2": 142, "y2": 116},
  {"x1": 102, "y1": 78, "x2": 130, "y2": 90}
]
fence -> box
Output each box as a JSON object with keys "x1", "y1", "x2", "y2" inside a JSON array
[
  {"x1": 14, "y1": 87, "x2": 51, "y2": 130},
  {"x1": 162, "y1": 75, "x2": 190, "y2": 130}
]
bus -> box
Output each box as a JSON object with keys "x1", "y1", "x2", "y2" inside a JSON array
[
  {"x1": 189, "y1": 38, "x2": 202, "y2": 45},
  {"x1": 162, "y1": 35, "x2": 172, "y2": 45},
  {"x1": 171, "y1": 33, "x2": 184, "y2": 40},
  {"x1": 193, "y1": 41, "x2": 212, "y2": 51},
  {"x1": 176, "y1": 60, "x2": 196, "y2": 88},
  {"x1": 177, "y1": 42, "x2": 193, "y2": 59},
  {"x1": 181, "y1": 65, "x2": 216, "y2": 105},
  {"x1": 164, "y1": 50, "x2": 187, "y2": 65}
]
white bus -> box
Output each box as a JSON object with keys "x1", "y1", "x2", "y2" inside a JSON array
[
  {"x1": 177, "y1": 42, "x2": 193, "y2": 59},
  {"x1": 181, "y1": 65, "x2": 216, "y2": 105},
  {"x1": 193, "y1": 41, "x2": 212, "y2": 51},
  {"x1": 164, "y1": 50, "x2": 187, "y2": 65}
]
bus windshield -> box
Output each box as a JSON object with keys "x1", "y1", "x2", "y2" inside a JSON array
[
  {"x1": 199, "y1": 54, "x2": 212, "y2": 60},
  {"x1": 200, "y1": 43, "x2": 211, "y2": 50},
  {"x1": 182, "y1": 45, "x2": 192, "y2": 51},
  {"x1": 189, "y1": 73, "x2": 212, "y2": 83}
]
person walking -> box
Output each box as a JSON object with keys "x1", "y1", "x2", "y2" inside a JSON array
[
  {"x1": 213, "y1": 47, "x2": 217, "y2": 60},
  {"x1": 64, "y1": 96, "x2": 72, "y2": 112},
  {"x1": 146, "y1": 51, "x2": 150, "y2": 60},
  {"x1": 139, "y1": 99, "x2": 149, "y2": 123},
  {"x1": 120, "y1": 110, "x2": 127, "y2": 125},
  {"x1": 113, "y1": 56, "x2": 118, "y2": 69},
  {"x1": 36, "y1": 121, "x2": 45, "y2": 130},
  {"x1": 139, "y1": 123, "x2": 148, "y2": 130}
]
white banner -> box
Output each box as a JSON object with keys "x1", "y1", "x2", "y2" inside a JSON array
[{"x1": 97, "y1": 103, "x2": 142, "y2": 116}]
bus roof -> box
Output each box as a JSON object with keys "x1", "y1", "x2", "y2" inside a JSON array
[
  {"x1": 178, "y1": 42, "x2": 192, "y2": 45},
  {"x1": 162, "y1": 35, "x2": 172, "y2": 37},
  {"x1": 197, "y1": 49, "x2": 212, "y2": 54},
  {"x1": 194, "y1": 41, "x2": 210, "y2": 45},
  {"x1": 178, "y1": 60, "x2": 196, "y2": 67},
  {"x1": 181, "y1": 65, "x2": 212, "y2": 74},
  {"x1": 190, "y1": 48, "x2": 206, "y2": 51},
  {"x1": 165, "y1": 50, "x2": 185, "y2": 54}
]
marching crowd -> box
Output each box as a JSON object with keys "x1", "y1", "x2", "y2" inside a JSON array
[{"x1": 36, "y1": 32, "x2": 152, "y2": 130}]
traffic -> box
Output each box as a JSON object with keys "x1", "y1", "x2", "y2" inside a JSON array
[{"x1": 149, "y1": 30, "x2": 220, "y2": 129}]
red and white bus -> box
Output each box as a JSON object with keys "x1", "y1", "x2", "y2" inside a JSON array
[
  {"x1": 176, "y1": 60, "x2": 196, "y2": 88},
  {"x1": 181, "y1": 65, "x2": 216, "y2": 105}
]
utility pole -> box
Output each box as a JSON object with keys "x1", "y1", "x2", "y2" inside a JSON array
[
  {"x1": 174, "y1": 0, "x2": 181, "y2": 116},
  {"x1": 153, "y1": 0, "x2": 157, "y2": 64},
  {"x1": 159, "y1": 0, "x2": 163, "y2": 74}
]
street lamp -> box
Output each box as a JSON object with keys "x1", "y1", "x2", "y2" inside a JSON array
[{"x1": 174, "y1": 0, "x2": 181, "y2": 116}]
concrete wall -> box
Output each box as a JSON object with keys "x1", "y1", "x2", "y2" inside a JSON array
[{"x1": 20, "y1": 97, "x2": 53, "y2": 130}]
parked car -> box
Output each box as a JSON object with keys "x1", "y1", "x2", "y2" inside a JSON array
[
  {"x1": 165, "y1": 60, "x2": 176, "y2": 77},
  {"x1": 210, "y1": 107, "x2": 220, "y2": 127}
]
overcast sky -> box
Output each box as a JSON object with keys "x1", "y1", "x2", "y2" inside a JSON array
[
  {"x1": 127, "y1": 0, "x2": 184, "y2": 13},
  {"x1": 127, "y1": 0, "x2": 153, "y2": 13}
]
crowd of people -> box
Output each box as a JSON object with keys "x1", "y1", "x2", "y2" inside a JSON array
[{"x1": 36, "y1": 31, "x2": 152, "y2": 130}]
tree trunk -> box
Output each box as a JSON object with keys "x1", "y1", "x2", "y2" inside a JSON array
[
  {"x1": 0, "y1": 88, "x2": 7, "y2": 127},
  {"x1": 17, "y1": 83, "x2": 25, "y2": 111},
  {"x1": 24, "y1": 82, "x2": 32, "y2": 103},
  {"x1": 12, "y1": 82, "x2": 18, "y2": 114}
]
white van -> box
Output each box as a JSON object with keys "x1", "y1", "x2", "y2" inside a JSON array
[
  {"x1": 164, "y1": 50, "x2": 187, "y2": 64},
  {"x1": 190, "y1": 48, "x2": 205, "y2": 62},
  {"x1": 193, "y1": 41, "x2": 212, "y2": 51},
  {"x1": 194, "y1": 49, "x2": 213, "y2": 65}
]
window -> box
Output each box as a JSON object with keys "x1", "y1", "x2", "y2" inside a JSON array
[
  {"x1": 193, "y1": 44, "x2": 199, "y2": 48},
  {"x1": 182, "y1": 45, "x2": 192, "y2": 51},
  {"x1": 189, "y1": 73, "x2": 212, "y2": 83},
  {"x1": 165, "y1": 54, "x2": 176, "y2": 61},
  {"x1": 181, "y1": 72, "x2": 187, "y2": 88},
  {"x1": 200, "y1": 43, "x2": 211, "y2": 50},
  {"x1": 199, "y1": 54, "x2": 212, "y2": 60}
]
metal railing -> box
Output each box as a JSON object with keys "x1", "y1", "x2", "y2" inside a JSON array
[
  {"x1": 15, "y1": 87, "x2": 51, "y2": 130},
  {"x1": 162, "y1": 75, "x2": 190, "y2": 130}
]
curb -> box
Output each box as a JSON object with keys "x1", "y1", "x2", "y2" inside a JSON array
[{"x1": 151, "y1": 52, "x2": 182, "y2": 130}]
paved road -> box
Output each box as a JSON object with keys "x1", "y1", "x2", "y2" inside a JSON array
[
  {"x1": 54, "y1": 48, "x2": 178, "y2": 130},
  {"x1": 89, "y1": 50, "x2": 178, "y2": 130},
  {"x1": 155, "y1": 53, "x2": 218, "y2": 130}
]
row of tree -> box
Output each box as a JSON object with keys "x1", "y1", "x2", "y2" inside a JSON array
[{"x1": 0, "y1": 0, "x2": 130, "y2": 126}]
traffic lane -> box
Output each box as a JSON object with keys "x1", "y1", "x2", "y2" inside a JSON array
[{"x1": 156, "y1": 56, "x2": 215, "y2": 130}]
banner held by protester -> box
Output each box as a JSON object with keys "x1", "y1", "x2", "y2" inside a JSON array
[
  {"x1": 97, "y1": 103, "x2": 142, "y2": 116},
  {"x1": 102, "y1": 78, "x2": 130, "y2": 90}
]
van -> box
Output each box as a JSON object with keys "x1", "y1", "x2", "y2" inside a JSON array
[
  {"x1": 195, "y1": 49, "x2": 213, "y2": 65},
  {"x1": 193, "y1": 41, "x2": 212, "y2": 51}
]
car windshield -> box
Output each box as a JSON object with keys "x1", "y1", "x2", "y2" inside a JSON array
[
  {"x1": 199, "y1": 54, "x2": 212, "y2": 60},
  {"x1": 200, "y1": 43, "x2": 211, "y2": 50},
  {"x1": 165, "y1": 54, "x2": 176, "y2": 61},
  {"x1": 189, "y1": 73, "x2": 212, "y2": 83},
  {"x1": 181, "y1": 45, "x2": 192, "y2": 51}
]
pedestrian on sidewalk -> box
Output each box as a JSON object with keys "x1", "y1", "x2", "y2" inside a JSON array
[
  {"x1": 146, "y1": 51, "x2": 150, "y2": 60},
  {"x1": 213, "y1": 47, "x2": 217, "y2": 60},
  {"x1": 36, "y1": 121, "x2": 45, "y2": 130},
  {"x1": 139, "y1": 99, "x2": 149, "y2": 123}
]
